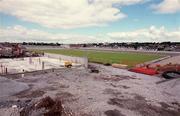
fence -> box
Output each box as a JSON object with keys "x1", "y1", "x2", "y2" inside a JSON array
[{"x1": 44, "y1": 53, "x2": 88, "y2": 68}]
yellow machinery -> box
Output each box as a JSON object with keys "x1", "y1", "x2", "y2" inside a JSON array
[{"x1": 64, "y1": 61, "x2": 72, "y2": 68}]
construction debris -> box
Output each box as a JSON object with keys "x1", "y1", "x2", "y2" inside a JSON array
[
  {"x1": 88, "y1": 64, "x2": 99, "y2": 73},
  {"x1": 19, "y1": 96, "x2": 72, "y2": 116},
  {"x1": 0, "y1": 43, "x2": 41, "y2": 58},
  {"x1": 35, "y1": 96, "x2": 63, "y2": 116},
  {"x1": 162, "y1": 71, "x2": 180, "y2": 79}
]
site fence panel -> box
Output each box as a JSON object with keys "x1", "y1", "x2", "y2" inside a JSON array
[{"x1": 44, "y1": 53, "x2": 88, "y2": 68}]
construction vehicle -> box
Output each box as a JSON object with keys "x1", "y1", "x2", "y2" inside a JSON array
[{"x1": 64, "y1": 61, "x2": 72, "y2": 68}]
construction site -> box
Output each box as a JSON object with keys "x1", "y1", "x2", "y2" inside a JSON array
[
  {"x1": 0, "y1": 56, "x2": 83, "y2": 75},
  {"x1": 1, "y1": 0, "x2": 180, "y2": 115},
  {"x1": 0, "y1": 44, "x2": 180, "y2": 116}
]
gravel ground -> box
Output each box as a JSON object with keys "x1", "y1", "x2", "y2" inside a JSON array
[
  {"x1": 0, "y1": 64, "x2": 180, "y2": 116},
  {"x1": 0, "y1": 77, "x2": 29, "y2": 98}
]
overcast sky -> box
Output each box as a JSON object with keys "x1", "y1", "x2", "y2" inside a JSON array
[{"x1": 0, "y1": 0, "x2": 180, "y2": 43}]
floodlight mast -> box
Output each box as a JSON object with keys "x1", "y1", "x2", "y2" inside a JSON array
[{"x1": 85, "y1": 50, "x2": 88, "y2": 59}]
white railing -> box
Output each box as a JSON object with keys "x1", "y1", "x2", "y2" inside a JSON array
[{"x1": 44, "y1": 53, "x2": 88, "y2": 68}]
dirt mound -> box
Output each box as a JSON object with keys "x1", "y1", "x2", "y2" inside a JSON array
[
  {"x1": 20, "y1": 96, "x2": 66, "y2": 116},
  {"x1": 36, "y1": 96, "x2": 63, "y2": 116}
]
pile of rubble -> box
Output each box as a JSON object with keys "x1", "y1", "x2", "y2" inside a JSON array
[{"x1": 0, "y1": 96, "x2": 72, "y2": 116}]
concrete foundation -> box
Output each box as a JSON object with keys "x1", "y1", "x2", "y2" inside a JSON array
[{"x1": 0, "y1": 56, "x2": 82, "y2": 74}]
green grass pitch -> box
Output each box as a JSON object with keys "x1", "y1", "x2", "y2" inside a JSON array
[{"x1": 35, "y1": 49, "x2": 163, "y2": 67}]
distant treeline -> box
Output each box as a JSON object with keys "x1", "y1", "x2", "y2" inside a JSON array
[
  {"x1": 1, "y1": 42, "x2": 180, "y2": 51},
  {"x1": 21, "y1": 42, "x2": 180, "y2": 51},
  {"x1": 21, "y1": 42, "x2": 180, "y2": 46},
  {"x1": 22, "y1": 42, "x2": 62, "y2": 46}
]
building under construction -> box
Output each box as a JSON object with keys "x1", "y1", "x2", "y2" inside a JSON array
[
  {"x1": 0, "y1": 43, "x2": 41, "y2": 58},
  {"x1": 0, "y1": 43, "x2": 28, "y2": 58}
]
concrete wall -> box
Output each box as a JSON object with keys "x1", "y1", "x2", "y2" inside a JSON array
[{"x1": 44, "y1": 53, "x2": 88, "y2": 68}]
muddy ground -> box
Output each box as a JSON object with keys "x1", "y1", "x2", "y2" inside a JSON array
[{"x1": 0, "y1": 64, "x2": 180, "y2": 116}]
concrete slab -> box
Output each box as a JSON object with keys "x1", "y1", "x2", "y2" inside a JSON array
[{"x1": 0, "y1": 57, "x2": 81, "y2": 74}]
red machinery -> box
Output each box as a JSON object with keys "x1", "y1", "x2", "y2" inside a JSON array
[{"x1": 130, "y1": 67, "x2": 158, "y2": 75}]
